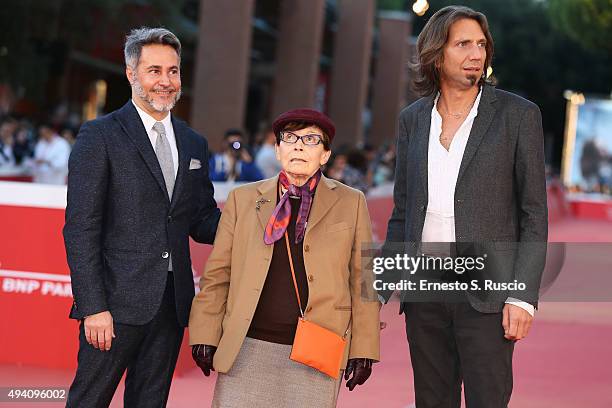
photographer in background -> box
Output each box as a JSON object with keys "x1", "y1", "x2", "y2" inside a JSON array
[{"x1": 209, "y1": 128, "x2": 263, "y2": 182}]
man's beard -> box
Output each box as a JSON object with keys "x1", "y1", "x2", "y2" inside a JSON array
[
  {"x1": 466, "y1": 73, "x2": 478, "y2": 86},
  {"x1": 132, "y1": 77, "x2": 182, "y2": 112}
]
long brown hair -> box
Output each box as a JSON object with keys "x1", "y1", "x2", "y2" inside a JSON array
[{"x1": 411, "y1": 6, "x2": 496, "y2": 97}]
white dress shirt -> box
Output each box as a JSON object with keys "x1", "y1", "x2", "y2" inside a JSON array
[
  {"x1": 132, "y1": 100, "x2": 179, "y2": 177},
  {"x1": 132, "y1": 100, "x2": 179, "y2": 272},
  {"x1": 421, "y1": 89, "x2": 534, "y2": 316}
]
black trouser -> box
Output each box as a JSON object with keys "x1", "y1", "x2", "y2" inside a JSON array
[
  {"x1": 66, "y1": 275, "x2": 183, "y2": 408},
  {"x1": 403, "y1": 301, "x2": 515, "y2": 408}
]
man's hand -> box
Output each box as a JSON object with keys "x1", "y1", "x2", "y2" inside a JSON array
[
  {"x1": 84, "y1": 311, "x2": 115, "y2": 351},
  {"x1": 192, "y1": 344, "x2": 217, "y2": 376},
  {"x1": 502, "y1": 304, "x2": 533, "y2": 341}
]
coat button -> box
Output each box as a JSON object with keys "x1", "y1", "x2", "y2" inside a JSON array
[
  {"x1": 167, "y1": 215, "x2": 172, "y2": 222},
  {"x1": 304, "y1": 245, "x2": 310, "y2": 252},
  {"x1": 308, "y1": 275, "x2": 314, "y2": 282},
  {"x1": 162, "y1": 251, "x2": 169, "y2": 259}
]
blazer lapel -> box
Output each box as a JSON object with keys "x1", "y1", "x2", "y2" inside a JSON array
[
  {"x1": 255, "y1": 176, "x2": 279, "y2": 233},
  {"x1": 456, "y1": 85, "x2": 498, "y2": 184},
  {"x1": 304, "y1": 176, "x2": 340, "y2": 234},
  {"x1": 416, "y1": 96, "x2": 435, "y2": 199},
  {"x1": 169, "y1": 117, "x2": 190, "y2": 211},
  {"x1": 115, "y1": 102, "x2": 169, "y2": 202}
]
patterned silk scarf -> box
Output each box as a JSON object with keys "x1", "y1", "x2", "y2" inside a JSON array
[{"x1": 264, "y1": 170, "x2": 322, "y2": 245}]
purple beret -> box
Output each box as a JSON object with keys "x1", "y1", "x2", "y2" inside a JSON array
[{"x1": 272, "y1": 108, "x2": 336, "y2": 143}]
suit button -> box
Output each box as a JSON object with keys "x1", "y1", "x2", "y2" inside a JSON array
[
  {"x1": 420, "y1": 205, "x2": 426, "y2": 211},
  {"x1": 162, "y1": 251, "x2": 169, "y2": 259},
  {"x1": 308, "y1": 275, "x2": 314, "y2": 282},
  {"x1": 304, "y1": 245, "x2": 310, "y2": 252},
  {"x1": 167, "y1": 215, "x2": 172, "y2": 222},
  {"x1": 456, "y1": 199, "x2": 463, "y2": 204},
  {"x1": 306, "y1": 306, "x2": 312, "y2": 313}
]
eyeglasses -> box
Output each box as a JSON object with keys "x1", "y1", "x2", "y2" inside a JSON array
[{"x1": 280, "y1": 131, "x2": 323, "y2": 146}]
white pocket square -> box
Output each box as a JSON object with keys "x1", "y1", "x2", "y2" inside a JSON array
[{"x1": 189, "y1": 158, "x2": 202, "y2": 170}]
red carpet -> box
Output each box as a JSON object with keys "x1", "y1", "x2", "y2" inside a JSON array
[{"x1": 1, "y1": 218, "x2": 611, "y2": 407}]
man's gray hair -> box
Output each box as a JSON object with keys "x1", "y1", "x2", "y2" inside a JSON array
[{"x1": 124, "y1": 27, "x2": 181, "y2": 69}]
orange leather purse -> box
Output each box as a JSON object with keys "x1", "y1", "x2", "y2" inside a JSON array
[{"x1": 284, "y1": 233, "x2": 348, "y2": 379}]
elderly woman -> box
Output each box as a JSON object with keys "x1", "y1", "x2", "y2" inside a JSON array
[{"x1": 188, "y1": 109, "x2": 380, "y2": 407}]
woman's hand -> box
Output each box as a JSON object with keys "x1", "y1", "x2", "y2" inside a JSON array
[
  {"x1": 191, "y1": 344, "x2": 217, "y2": 376},
  {"x1": 344, "y1": 358, "x2": 374, "y2": 390}
]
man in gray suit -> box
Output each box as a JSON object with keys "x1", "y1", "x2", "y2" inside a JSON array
[
  {"x1": 382, "y1": 6, "x2": 547, "y2": 408},
  {"x1": 63, "y1": 27, "x2": 220, "y2": 407}
]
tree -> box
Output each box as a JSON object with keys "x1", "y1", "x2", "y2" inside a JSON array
[
  {"x1": 0, "y1": 0, "x2": 193, "y2": 107},
  {"x1": 548, "y1": 0, "x2": 612, "y2": 52},
  {"x1": 377, "y1": 0, "x2": 409, "y2": 10}
]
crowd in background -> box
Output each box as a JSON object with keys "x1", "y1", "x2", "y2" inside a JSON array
[
  {"x1": 0, "y1": 114, "x2": 396, "y2": 192},
  {"x1": 207, "y1": 125, "x2": 397, "y2": 193},
  {"x1": 0, "y1": 115, "x2": 76, "y2": 184}
]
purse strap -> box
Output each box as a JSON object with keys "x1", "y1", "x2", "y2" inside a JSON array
[
  {"x1": 284, "y1": 231, "x2": 351, "y2": 338},
  {"x1": 284, "y1": 231, "x2": 305, "y2": 318}
]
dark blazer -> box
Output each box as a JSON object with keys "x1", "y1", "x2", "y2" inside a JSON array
[
  {"x1": 384, "y1": 84, "x2": 548, "y2": 313},
  {"x1": 63, "y1": 102, "x2": 221, "y2": 327}
]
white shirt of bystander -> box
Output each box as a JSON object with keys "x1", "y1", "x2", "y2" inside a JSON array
[
  {"x1": 33, "y1": 135, "x2": 71, "y2": 185},
  {"x1": 255, "y1": 144, "x2": 282, "y2": 179}
]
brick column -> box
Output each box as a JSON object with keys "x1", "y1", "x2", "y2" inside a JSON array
[
  {"x1": 191, "y1": 0, "x2": 254, "y2": 150},
  {"x1": 270, "y1": 0, "x2": 326, "y2": 118},
  {"x1": 370, "y1": 11, "x2": 412, "y2": 148},
  {"x1": 327, "y1": 0, "x2": 375, "y2": 147}
]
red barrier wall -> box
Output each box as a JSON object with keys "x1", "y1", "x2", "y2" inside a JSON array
[{"x1": 0, "y1": 181, "x2": 607, "y2": 373}]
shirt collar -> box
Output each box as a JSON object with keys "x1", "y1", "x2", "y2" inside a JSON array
[{"x1": 131, "y1": 99, "x2": 172, "y2": 133}]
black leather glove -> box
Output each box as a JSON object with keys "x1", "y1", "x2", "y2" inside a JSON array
[
  {"x1": 344, "y1": 358, "x2": 373, "y2": 391},
  {"x1": 191, "y1": 344, "x2": 217, "y2": 376}
]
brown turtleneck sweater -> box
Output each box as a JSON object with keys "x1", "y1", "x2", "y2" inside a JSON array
[{"x1": 247, "y1": 195, "x2": 309, "y2": 344}]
